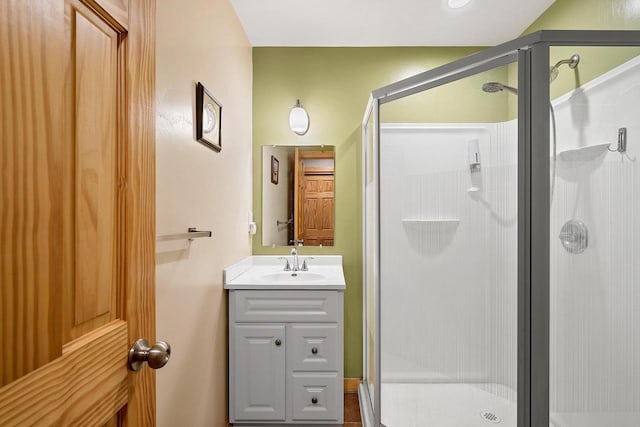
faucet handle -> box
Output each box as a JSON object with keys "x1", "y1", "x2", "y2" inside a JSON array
[
  {"x1": 278, "y1": 256, "x2": 291, "y2": 271},
  {"x1": 301, "y1": 257, "x2": 314, "y2": 271}
]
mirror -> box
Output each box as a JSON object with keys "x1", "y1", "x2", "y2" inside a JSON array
[{"x1": 262, "y1": 145, "x2": 335, "y2": 247}]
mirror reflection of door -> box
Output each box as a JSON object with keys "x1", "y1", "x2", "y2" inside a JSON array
[
  {"x1": 261, "y1": 146, "x2": 335, "y2": 247},
  {"x1": 293, "y1": 148, "x2": 335, "y2": 246}
]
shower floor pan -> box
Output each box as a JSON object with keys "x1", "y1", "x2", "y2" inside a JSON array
[
  {"x1": 380, "y1": 382, "x2": 519, "y2": 427},
  {"x1": 379, "y1": 383, "x2": 639, "y2": 427}
]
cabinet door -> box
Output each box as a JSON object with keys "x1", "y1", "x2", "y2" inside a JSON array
[{"x1": 232, "y1": 324, "x2": 286, "y2": 421}]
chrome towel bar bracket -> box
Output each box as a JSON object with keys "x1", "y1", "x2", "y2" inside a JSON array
[{"x1": 156, "y1": 227, "x2": 212, "y2": 242}]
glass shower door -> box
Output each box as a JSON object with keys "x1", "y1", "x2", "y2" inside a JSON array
[
  {"x1": 362, "y1": 97, "x2": 379, "y2": 421},
  {"x1": 376, "y1": 62, "x2": 520, "y2": 427},
  {"x1": 548, "y1": 45, "x2": 640, "y2": 427},
  {"x1": 362, "y1": 30, "x2": 640, "y2": 427}
]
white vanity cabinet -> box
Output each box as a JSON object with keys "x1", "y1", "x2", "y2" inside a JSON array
[{"x1": 228, "y1": 289, "x2": 344, "y2": 426}]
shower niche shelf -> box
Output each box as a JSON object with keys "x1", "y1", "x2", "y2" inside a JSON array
[
  {"x1": 557, "y1": 143, "x2": 610, "y2": 163},
  {"x1": 556, "y1": 143, "x2": 610, "y2": 181}
]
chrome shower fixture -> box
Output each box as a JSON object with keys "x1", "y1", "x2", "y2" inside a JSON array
[
  {"x1": 559, "y1": 219, "x2": 588, "y2": 254},
  {"x1": 549, "y1": 53, "x2": 580, "y2": 82},
  {"x1": 481, "y1": 82, "x2": 518, "y2": 95}
]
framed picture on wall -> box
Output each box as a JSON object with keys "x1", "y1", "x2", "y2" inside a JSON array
[
  {"x1": 271, "y1": 155, "x2": 279, "y2": 184},
  {"x1": 195, "y1": 82, "x2": 222, "y2": 152}
]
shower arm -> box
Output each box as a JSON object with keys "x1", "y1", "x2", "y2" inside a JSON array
[{"x1": 552, "y1": 54, "x2": 580, "y2": 70}]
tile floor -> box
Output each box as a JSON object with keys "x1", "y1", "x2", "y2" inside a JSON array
[{"x1": 343, "y1": 392, "x2": 362, "y2": 426}]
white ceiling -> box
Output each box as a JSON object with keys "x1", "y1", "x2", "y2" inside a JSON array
[{"x1": 230, "y1": 0, "x2": 556, "y2": 47}]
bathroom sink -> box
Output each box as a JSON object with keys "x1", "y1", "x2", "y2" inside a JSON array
[
  {"x1": 259, "y1": 271, "x2": 326, "y2": 282},
  {"x1": 223, "y1": 255, "x2": 346, "y2": 290}
]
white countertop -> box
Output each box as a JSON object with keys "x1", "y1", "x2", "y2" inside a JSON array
[{"x1": 223, "y1": 255, "x2": 346, "y2": 290}]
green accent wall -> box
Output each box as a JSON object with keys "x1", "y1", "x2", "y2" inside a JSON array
[
  {"x1": 526, "y1": 0, "x2": 640, "y2": 32},
  {"x1": 252, "y1": 47, "x2": 486, "y2": 378},
  {"x1": 252, "y1": 0, "x2": 640, "y2": 380}
]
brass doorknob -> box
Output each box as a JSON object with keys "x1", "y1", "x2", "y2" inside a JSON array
[{"x1": 128, "y1": 338, "x2": 171, "y2": 371}]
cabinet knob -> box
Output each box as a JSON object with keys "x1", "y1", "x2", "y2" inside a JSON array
[
  {"x1": 311, "y1": 347, "x2": 318, "y2": 355},
  {"x1": 311, "y1": 397, "x2": 318, "y2": 404},
  {"x1": 275, "y1": 339, "x2": 282, "y2": 346}
]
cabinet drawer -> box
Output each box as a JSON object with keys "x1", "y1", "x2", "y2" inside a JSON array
[
  {"x1": 231, "y1": 290, "x2": 338, "y2": 322},
  {"x1": 289, "y1": 324, "x2": 338, "y2": 371},
  {"x1": 291, "y1": 373, "x2": 339, "y2": 421}
]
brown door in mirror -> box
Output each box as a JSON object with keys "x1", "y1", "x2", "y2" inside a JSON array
[
  {"x1": 0, "y1": 0, "x2": 156, "y2": 425},
  {"x1": 294, "y1": 149, "x2": 335, "y2": 246}
]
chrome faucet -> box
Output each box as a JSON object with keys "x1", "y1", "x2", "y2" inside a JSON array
[{"x1": 290, "y1": 247, "x2": 300, "y2": 271}]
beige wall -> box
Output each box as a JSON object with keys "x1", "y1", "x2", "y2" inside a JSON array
[{"x1": 155, "y1": 0, "x2": 252, "y2": 425}]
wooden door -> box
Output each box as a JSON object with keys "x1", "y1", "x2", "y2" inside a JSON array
[
  {"x1": 0, "y1": 0, "x2": 157, "y2": 425},
  {"x1": 294, "y1": 150, "x2": 335, "y2": 247},
  {"x1": 232, "y1": 324, "x2": 286, "y2": 421}
]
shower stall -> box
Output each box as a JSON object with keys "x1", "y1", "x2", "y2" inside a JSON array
[{"x1": 361, "y1": 31, "x2": 640, "y2": 427}]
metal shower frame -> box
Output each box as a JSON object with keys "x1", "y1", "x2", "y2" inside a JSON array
[{"x1": 360, "y1": 30, "x2": 640, "y2": 427}]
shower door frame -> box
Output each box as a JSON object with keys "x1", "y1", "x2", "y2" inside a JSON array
[{"x1": 360, "y1": 30, "x2": 640, "y2": 427}]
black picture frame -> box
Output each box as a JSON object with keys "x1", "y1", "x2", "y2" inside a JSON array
[
  {"x1": 195, "y1": 82, "x2": 222, "y2": 152},
  {"x1": 271, "y1": 155, "x2": 279, "y2": 185}
]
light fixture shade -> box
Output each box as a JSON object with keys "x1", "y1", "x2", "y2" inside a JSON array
[{"x1": 289, "y1": 99, "x2": 309, "y2": 135}]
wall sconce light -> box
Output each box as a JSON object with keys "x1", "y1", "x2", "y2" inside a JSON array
[{"x1": 288, "y1": 99, "x2": 309, "y2": 135}]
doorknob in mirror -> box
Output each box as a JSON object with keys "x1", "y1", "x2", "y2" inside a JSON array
[{"x1": 128, "y1": 338, "x2": 171, "y2": 371}]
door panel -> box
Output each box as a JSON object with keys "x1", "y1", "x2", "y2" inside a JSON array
[
  {"x1": 0, "y1": 0, "x2": 156, "y2": 425},
  {"x1": 71, "y1": 0, "x2": 119, "y2": 330},
  {"x1": 301, "y1": 175, "x2": 334, "y2": 246},
  {"x1": 0, "y1": 0, "x2": 65, "y2": 386},
  {"x1": 0, "y1": 322, "x2": 128, "y2": 425}
]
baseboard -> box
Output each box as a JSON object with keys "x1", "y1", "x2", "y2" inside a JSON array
[{"x1": 344, "y1": 378, "x2": 362, "y2": 393}]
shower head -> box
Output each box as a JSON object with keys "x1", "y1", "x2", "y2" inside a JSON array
[
  {"x1": 482, "y1": 82, "x2": 502, "y2": 93},
  {"x1": 481, "y1": 82, "x2": 518, "y2": 95},
  {"x1": 549, "y1": 53, "x2": 580, "y2": 82}
]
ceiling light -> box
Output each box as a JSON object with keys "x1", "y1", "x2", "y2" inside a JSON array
[
  {"x1": 288, "y1": 99, "x2": 309, "y2": 135},
  {"x1": 447, "y1": 0, "x2": 472, "y2": 9}
]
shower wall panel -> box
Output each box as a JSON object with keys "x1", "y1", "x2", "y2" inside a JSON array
[{"x1": 379, "y1": 123, "x2": 517, "y2": 400}]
